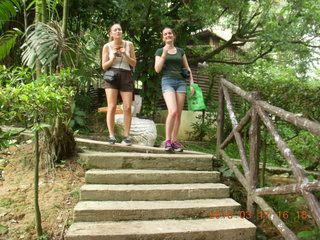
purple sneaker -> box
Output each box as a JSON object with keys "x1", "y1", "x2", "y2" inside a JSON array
[
  {"x1": 171, "y1": 141, "x2": 183, "y2": 152},
  {"x1": 164, "y1": 140, "x2": 172, "y2": 151}
]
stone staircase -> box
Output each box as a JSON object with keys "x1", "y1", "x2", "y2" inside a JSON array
[{"x1": 65, "y1": 138, "x2": 256, "y2": 240}]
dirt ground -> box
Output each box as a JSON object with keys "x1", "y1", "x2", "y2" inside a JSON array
[{"x1": 0, "y1": 142, "x2": 85, "y2": 240}]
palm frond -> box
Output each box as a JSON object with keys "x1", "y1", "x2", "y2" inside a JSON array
[
  {"x1": 46, "y1": 0, "x2": 63, "y2": 19},
  {"x1": 21, "y1": 21, "x2": 76, "y2": 68},
  {"x1": 0, "y1": 29, "x2": 21, "y2": 60},
  {"x1": 0, "y1": 0, "x2": 21, "y2": 30}
]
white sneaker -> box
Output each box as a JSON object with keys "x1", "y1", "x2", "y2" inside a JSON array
[{"x1": 121, "y1": 136, "x2": 132, "y2": 146}]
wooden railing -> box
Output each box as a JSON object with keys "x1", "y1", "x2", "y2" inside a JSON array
[{"x1": 216, "y1": 77, "x2": 320, "y2": 240}]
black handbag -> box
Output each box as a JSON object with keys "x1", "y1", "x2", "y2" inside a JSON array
[
  {"x1": 181, "y1": 67, "x2": 190, "y2": 79},
  {"x1": 103, "y1": 70, "x2": 118, "y2": 83}
]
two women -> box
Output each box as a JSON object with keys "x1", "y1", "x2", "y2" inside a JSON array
[
  {"x1": 102, "y1": 25, "x2": 194, "y2": 151},
  {"x1": 154, "y1": 27, "x2": 194, "y2": 152},
  {"x1": 101, "y1": 23, "x2": 136, "y2": 145}
]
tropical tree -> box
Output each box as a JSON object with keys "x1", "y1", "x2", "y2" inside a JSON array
[
  {"x1": 64, "y1": 0, "x2": 320, "y2": 116},
  {"x1": 0, "y1": 70, "x2": 74, "y2": 238}
]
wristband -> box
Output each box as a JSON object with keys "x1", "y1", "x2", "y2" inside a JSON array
[{"x1": 161, "y1": 55, "x2": 166, "y2": 59}]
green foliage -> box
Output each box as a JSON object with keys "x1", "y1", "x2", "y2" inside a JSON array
[
  {"x1": 0, "y1": 130, "x2": 16, "y2": 150},
  {"x1": 0, "y1": 0, "x2": 21, "y2": 61},
  {"x1": 0, "y1": 0, "x2": 21, "y2": 29},
  {"x1": 207, "y1": 59, "x2": 320, "y2": 169},
  {"x1": 264, "y1": 195, "x2": 310, "y2": 230},
  {"x1": 69, "y1": 102, "x2": 90, "y2": 134},
  {"x1": 21, "y1": 22, "x2": 75, "y2": 68},
  {"x1": 0, "y1": 224, "x2": 8, "y2": 234},
  {"x1": 0, "y1": 67, "x2": 74, "y2": 127},
  {"x1": 298, "y1": 229, "x2": 320, "y2": 240},
  {"x1": 182, "y1": 141, "x2": 216, "y2": 155},
  {"x1": 0, "y1": 65, "x2": 34, "y2": 86},
  {"x1": 218, "y1": 165, "x2": 234, "y2": 177},
  {"x1": 36, "y1": 235, "x2": 49, "y2": 240},
  {"x1": 71, "y1": 189, "x2": 80, "y2": 198},
  {"x1": 188, "y1": 111, "x2": 217, "y2": 141},
  {"x1": 226, "y1": 61, "x2": 320, "y2": 121},
  {"x1": 287, "y1": 131, "x2": 320, "y2": 170},
  {"x1": 0, "y1": 198, "x2": 13, "y2": 207},
  {"x1": 0, "y1": 29, "x2": 22, "y2": 60}
]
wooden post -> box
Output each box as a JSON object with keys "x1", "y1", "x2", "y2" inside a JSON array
[
  {"x1": 222, "y1": 85, "x2": 250, "y2": 175},
  {"x1": 257, "y1": 106, "x2": 320, "y2": 228},
  {"x1": 255, "y1": 196, "x2": 298, "y2": 240},
  {"x1": 247, "y1": 92, "x2": 261, "y2": 223},
  {"x1": 216, "y1": 82, "x2": 225, "y2": 158}
]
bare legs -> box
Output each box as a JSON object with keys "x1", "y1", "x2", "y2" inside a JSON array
[
  {"x1": 120, "y1": 91, "x2": 133, "y2": 137},
  {"x1": 105, "y1": 88, "x2": 118, "y2": 137},
  {"x1": 162, "y1": 91, "x2": 185, "y2": 142},
  {"x1": 105, "y1": 89, "x2": 132, "y2": 137}
]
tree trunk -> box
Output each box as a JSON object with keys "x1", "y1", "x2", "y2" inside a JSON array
[
  {"x1": 34, "y1": 128, "x2": 43, "y2": 236},
  {"x1": 35, "y1": 0, "x2": 42, "y2": 77},
  {"x1": 22, "y1": 0, "x2": 28, "y2": 31},
  {"x1": 62, "y1": 0, "x2": 69, "y2": 38},
  {"x1": 41, "y1": 0, "x2": 48, "y2": 74},
  {"x1": 43, "y1": 118, "x2": 76, "y2": 166}
]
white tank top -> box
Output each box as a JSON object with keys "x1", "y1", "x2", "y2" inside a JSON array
[{"x1": 108, "y1": 40, "x2": 131, "y2": 71}]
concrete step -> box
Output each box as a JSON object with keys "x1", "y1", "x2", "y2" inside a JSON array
[
  {"x1": 85, "y1": 169, "x2": 220, "y2": 184},
  {"x1": 80, "y1": 183, "x2": 229, "y2": 201},
  {"x1": 79, "y1": 152, "x2": 213, "y2": 171},
  {"x1": 74, "y1": 198, "x2": 240, "y2": 222},
  {"x1": 76, "y1": 137, "x2": 207, "y2": 154},
  {"x1": 65, "y1": 218, "x2": 256, "y2": 240}
]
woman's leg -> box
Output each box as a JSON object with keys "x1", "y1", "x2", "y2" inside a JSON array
[
  {"x1": 163, "y1": 91, "x2": 178, "y2": 141},
  {"x1": 120, "y1": 91, "x2": 133, "y2": 137},
  {"x1": 105, "y1": 88, "x2": 119, "y2": 137},
  {"x1": 172, "y1": 92, "x2": 185, "y2": 141}
]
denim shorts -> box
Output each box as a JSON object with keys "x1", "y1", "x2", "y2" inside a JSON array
[{"x1": 161, "y1": 76, "x2": 187, "y2": 93}]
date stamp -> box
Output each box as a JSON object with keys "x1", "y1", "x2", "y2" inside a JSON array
[{"x1": 209, "y1": 210, "x2": 308, "y2": 220}]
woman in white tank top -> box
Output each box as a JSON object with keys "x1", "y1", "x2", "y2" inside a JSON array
[{"x1": 102, "y1": 23, "x2": 136, "y2": 145}]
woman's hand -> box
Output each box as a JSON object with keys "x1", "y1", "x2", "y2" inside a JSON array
[
  {"x1": 110, "y1": 47, "x2": 120, "y2": 59},
  {"x1": 119, "y1": 47, "x2": 126, "y2": 55},
  {"x1": 189, "y1": 86, "x2": 195, "y2": 96},
  {"x1": 162, "y1": 45, "x2": 170, "y2": 54}
]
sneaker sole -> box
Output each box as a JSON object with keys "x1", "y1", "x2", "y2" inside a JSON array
[{"x1": 173, "y1": 149, "x2": 183, "y2": 152}]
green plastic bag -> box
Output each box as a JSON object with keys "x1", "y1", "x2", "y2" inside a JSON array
[{"x1": 186, "y1": 84, "x2": 206, "y2": 111}]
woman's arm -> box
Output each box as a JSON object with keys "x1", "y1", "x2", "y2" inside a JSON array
[
  {"x1": 154, "y1": 46, "x2": 169, "y2": 73},
  {"x1": 182, "y1": 54, "x2": 195, "y2": 96},
  {"x1": 102, "y1": 44, "x2": 116, "y2": 71}
]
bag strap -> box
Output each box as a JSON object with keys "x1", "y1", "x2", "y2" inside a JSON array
[
  {"x1": 118, "y1": 41, "x2": 125, "y2": 70},
  {"x1": 108, "y1": 42, "x2": 124, "y2": 70}
]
